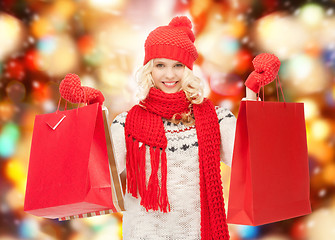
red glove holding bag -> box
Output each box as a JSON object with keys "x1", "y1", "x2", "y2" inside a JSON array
[
  {"x1": 59, "y1": 73, "x2": 105, "y2": 105},
  {"x1": 245, "y1": 53, "x2": 281, "y2": 94}
]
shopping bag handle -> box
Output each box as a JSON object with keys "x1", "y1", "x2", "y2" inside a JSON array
[
  {"x1": 56, "y1": 89, "x2": 88, "y2": 114},
  {"x1": 256, "y1": 75, "x2": 286, "y2": 105},
  {"x1": 275, "y1": 75, "x2": 286, "y2": 103},
  {"x1": 56, "y1": 97, "x2": 67, "y2": 114}
]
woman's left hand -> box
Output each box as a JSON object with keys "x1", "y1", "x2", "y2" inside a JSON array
[{"x1": 244, "y1": 53, "x2": 281, "y2": 94}]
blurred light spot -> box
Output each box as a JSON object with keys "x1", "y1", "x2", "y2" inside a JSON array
[
  {"x1": 53, "y1": 0, "x2": 76, "y2": 19},
  {"x1": 306, "y1": 207, "x2": 335, "y2": 239},
  {"x1": 1, "y1": 202, "x2": 10, "y2": 214},
  {"x1": 152, "y1": 0, "x2": 175, "y2": 19},
  {"x1": 254, "y1": 13, "x2": 309, "y2": 59},
  {"x1": 2, "y1": 122, "x2": 20, "y2": 141},
  {"x1": 92, "y1": 220, "x2": 120, "y2": 240},
  {"x1": 326, "y1": 8, "x2": 334, "y2": 16},
  {"x1": 210, "y1": 73, "x2": 243, "y2": 97},
  {"x1": 289, "y1": 55, "x2": 313, "y2": 80},
  {"x1": 319, "y1": 18, "x2": 335, "y2": 48},
  {"x1": 323, "y1": 164, "x2": 335, "y2": 184},
  {"x1": 81, "y1": 75, "x2": 97, "y2": 88},
  {"x1": 0, "y1": 101, "x2": 15, "y2": 122},
  {"x1": 297, "y1": 98, "x2": 319, "y2": 121},
  {"x1": 286, "y1": 55, "x2": 328, "y2": 94},
  {"x1": 0, "y1": 123, "x2": 20, "y2": 158},
  {"x1": 37, "y1": 36, "x2": 57, "y2": 54},
  {"x1": 0, "y1": 13, "x2": 23, "y2": 61},
  {"x1": 19, "y1": 218, "x2": 40, "y2": 239},
  {"x1": 42, "y1": 100, "x2": 56, "y2": 113},
  {"x1": 318, "y1": 189, "x2": 326, "y2": 197},
  {"x1": 6, "y1": 188, "x2": 24, "y2": 209},
  {"x1": 196, "y1": 32, "x2": 240, "y2": 72},
  {"x1": 32, "y1": 81, "x2": 40, "y2": 88},
  {"x1": 88, "y1": 0, "x2": 125, "y2": 11},
  {"x1": 4, "y1": 58, "x2": 25, "y2": 80},
  {"x1": 219, "y1": 36, "x2": 240, "y2": 55},
  {"x1": 307, "y1": 220, "x2": 315, "y2": 228},
  {"x1": 190, "y1": 0, "x2": 211, "y2": 17},
  {"x1": 31, "y1": 82, "x2": 51, "y2": 102},
  {"x1": 4, "y1": 158, "x2": 26, "y2": 189},
  {"x1": 299, "y1": 3, "x2": 325, "y2": 27},
  {"x1": 24, "y1": 49, "x2": 42, "y2": 72},
  {"x1": 313, "y1": 166, "x2": 321, "y2": 175},
  {"x1": 6, "y1": 81, "x2": 26, "y2": 102},
  {"x1": 310, "y1": 119, "x2": 331, "y2": 141},
  {"x1": 38, "y1": 34, "x2": 79, "y2": 76},
  {"x1": 31, "y1": 17, "x2": 54, "y2": 38},
  {"x1": 81, "y1": 214, "x2": 112, "y2": 227},
  {"x1": 237, "y1": 225, "x2": 260, "y2": 239},
  {"x1": 98, "y1": 67, "x2": 128, "y2": 94}
]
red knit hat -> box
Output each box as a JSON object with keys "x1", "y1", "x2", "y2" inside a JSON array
[{"x1": 144, "y1": 16, "x2": 198, "y2": 70}]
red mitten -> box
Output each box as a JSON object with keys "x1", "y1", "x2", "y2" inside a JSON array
[
  {"x1": 59, "y1": 73, "x2": 105, "y2": 105},
  {"x1": 245, "y1": 53, "x2": 281, "y2": 93}
]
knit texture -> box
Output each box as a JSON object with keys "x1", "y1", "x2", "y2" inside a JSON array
[
  {"x1": 194, "y1": 100, "x2": 230, "y2": 240},
  {"x1": 144, "y1": 16, "x2": 198, "y2": 70},
  {"x1": 124, "y1": 88, "x2": 190, "y2": 213},
  {"x1": 59, "y1": 73, "x2": 105, "y2": 105},
  {"x1": 245, "y1": 53, "x2": 281, "y2": 93},
  {"x1": 124, "y1": 88, "x2": 229, "y2": 239},
  {"x1": 111, "y1": 106, "x2": 236, "y2": 240}
]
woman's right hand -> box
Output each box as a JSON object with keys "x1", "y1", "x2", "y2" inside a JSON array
[{"x1": 59, "y1": 73, "x2": 105, "y2": 105}]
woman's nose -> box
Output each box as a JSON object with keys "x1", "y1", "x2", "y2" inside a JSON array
[{"x1": 165, "y1": 67, "x2": 175, "y2": 79}]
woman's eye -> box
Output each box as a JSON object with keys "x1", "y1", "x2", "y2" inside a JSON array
[
  {"x1": 156, "y1": 64, "x2": 164, "y2": 68},
  {"x1": 175, "y1": 63, "x2": 184, "y2": 68}
]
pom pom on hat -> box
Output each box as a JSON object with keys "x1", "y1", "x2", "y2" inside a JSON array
[
  {"x1": 169, "y1": 16, "x2": 192, "y2": 29},
  {"x1": 144, "y1": 16, "x2": 198, "y2": 69},
  {"x1": 169, "y1": 16, "x2": 195, "y2": 43}
]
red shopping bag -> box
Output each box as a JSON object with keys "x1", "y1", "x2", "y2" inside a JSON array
[
  {"x1": 24, "y1": 102, "x2": 125, "y2": 219},
  {"x1": 227, "y1": 99, "x2": 312, "y2": 226}
]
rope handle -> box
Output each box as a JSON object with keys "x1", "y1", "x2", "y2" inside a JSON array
[
  {"x1": 256, "y1": 74, "x2": 286, "y2": 105},
  {"x1": 56, "y1": 88, "x2": 88, "y2": 114}
]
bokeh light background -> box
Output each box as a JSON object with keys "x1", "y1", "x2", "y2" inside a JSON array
[{"x1": 1, "y1": 0, "x2": 335, "y2": 239}]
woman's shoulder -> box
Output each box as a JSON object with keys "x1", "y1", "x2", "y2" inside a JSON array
[
  {"x1": 214, "y1": 105, "x2": 236, "y2": 122},
  {"x1": 111, "y1": 111, "x2": 128, "y2": 128},
  {"x1": 195, "y1": 99, "x2": 236, "y2": 121}
]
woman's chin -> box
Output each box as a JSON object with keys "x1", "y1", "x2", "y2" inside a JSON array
[{"x1": 160, "y1": 88, "x2": 180, "y2": 94}]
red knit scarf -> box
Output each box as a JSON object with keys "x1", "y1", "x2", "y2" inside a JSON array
[{"x1": 125, "y1": 88, "x2": 230, "y2": 239}]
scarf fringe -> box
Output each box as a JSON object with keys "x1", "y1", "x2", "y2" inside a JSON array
[
  {"x1": 139, "y1": 143, "x2": 146, "y2": 203},
  {"x1": 143, "y1": 147, "x2": 160, "y2": 211},
  {"x1": 159, "y1": 149, "x2": 170, "y2": 213},
  {"x1": 126, "y1": 135, "x2": 170, "y2": 212},
  {"x1": 126, "y1": 134, "x2": 137, "y2": 198}
]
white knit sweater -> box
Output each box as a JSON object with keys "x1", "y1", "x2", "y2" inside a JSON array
[{"x1": 110, "y1": 106, "x2": 236, "y2": 240}]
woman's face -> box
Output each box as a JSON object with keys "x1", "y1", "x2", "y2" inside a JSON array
[{"x1": 151, "y1": 58, "x2": 185, "y2": 94}]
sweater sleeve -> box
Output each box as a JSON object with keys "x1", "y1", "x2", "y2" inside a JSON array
[
  {"x1": 215, "y1": 106, "x2": 237, "y2": 168},
  {"x1": 110, "y1": 111, "x2": 128, "y2": 175}
]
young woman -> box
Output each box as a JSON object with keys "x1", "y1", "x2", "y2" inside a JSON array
[{"x1": 110, "y1": 16, "x2": 278, "y2": 240}]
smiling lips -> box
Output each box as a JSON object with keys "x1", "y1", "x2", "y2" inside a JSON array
[{"x1": 162, "y1": 81, "x2": 179, "y2": 88}]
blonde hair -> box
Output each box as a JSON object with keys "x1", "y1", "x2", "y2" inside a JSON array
[{"x1": 136, "y1": 59, "x2": 204, "y2": 126}]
